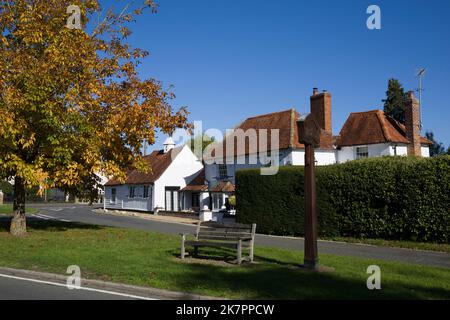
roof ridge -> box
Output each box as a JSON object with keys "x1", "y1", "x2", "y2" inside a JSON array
[
  {"x1": 376, "y1": 110, "x2": 393, "y2": 142},
  {"x1": 245, "y1": 108, "x2": 294, "y2": 120},
  {"x1": 349, "y1": 109, "x2": 382, "y2": 115}
]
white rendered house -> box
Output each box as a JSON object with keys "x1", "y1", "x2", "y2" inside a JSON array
[
  {"x1": 202, "y1": 89, "x2": 431, "y2": 212},
  {"x1": 104, "y1": 138, "x2": 203, "y2": 212}
]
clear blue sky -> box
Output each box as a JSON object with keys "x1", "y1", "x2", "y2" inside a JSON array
[{"x1": 105, "y1": 0, "x2": 450, "y2": 149}]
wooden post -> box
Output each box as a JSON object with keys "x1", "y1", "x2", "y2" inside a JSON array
[
  {"x1": 304, "y1": 144, "x2": 318, "y2": 269},
  {"x1": 181, "y1": 234, "x2": 186, "y2": 259},
  {"x1": 249, "y1": 223, "x2": 256, "y2": 263},
  {"x1": 237, "y1": 239, "x2": 242, "y2": 265},
  {"x1": 297, "y1": 113, "x2": 321, "y2": 270}
]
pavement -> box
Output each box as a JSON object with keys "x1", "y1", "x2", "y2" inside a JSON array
[{"x1": 22, "y1": 203, "x2": 450, "y2": 269}]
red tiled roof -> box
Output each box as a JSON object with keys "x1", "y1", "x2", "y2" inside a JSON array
[
  {"x1": 336, "y1": 110, "x2": 432, "y2": 147},
  {"x1": 105, "y1": 147, "x2": 182, "y2": 186},
  {"x1": 180, "y1": 169, "x2": 208, "y2": 192},
  {"x1": 210, "y1": 181, "x2": 235, "y2": 193},
  {"x1": 204, "y1": 109, "x2": 334, "y2": 160}
]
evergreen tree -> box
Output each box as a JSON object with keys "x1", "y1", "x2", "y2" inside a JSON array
[
  {"x1": 425, "y1": 131, "x2": 446, "y2": 156},
  {"x1": 383, "y1": 79, "x2": 407, "y2": 123}
]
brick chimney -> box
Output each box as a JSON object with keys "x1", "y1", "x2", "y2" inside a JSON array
[
  {"x1": 405, "y1": 91, "x2": 421, "y2": 156},
  {"x1": 310, "y1": 88, "x2": 332, "y2": 134}
]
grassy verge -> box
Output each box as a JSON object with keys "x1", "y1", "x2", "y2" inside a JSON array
[
  {"x1": 0, "y1": 204, "x2": 36, "y2": 215},
  {"x1": 0, "y1": 219, "x2": 448, "y2": 299},
  {"x1": 323, "y1": 237, "x2": 450, "y2": 253}
]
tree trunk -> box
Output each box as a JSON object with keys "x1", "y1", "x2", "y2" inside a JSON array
[{"x1": 10, "y1": 176, "x2": 27, "y2": 236}]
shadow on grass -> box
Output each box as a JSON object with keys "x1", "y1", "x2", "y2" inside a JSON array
[
  {"x1": 0, "y1": 216, "x2": 103, "y2": 233},
  {"x1": 176, "y1": 246, "x2": 301, "y2": 268},
  {"x1": 170, "y1": 246, "x2": 450, "y2": 299},
  {"x1": 173, "y1": 261, "x2": 450, "y2": 299}
]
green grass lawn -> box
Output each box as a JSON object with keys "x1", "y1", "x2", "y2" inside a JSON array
[
  {"x1": 0, "y1": 204, "x2": 36, "y2": 215},
  {"x1": 0, "y1": 219, "x2": 448, "y2": 299}
]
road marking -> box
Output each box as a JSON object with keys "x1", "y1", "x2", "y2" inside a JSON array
[
  {"x1": 30, "y1": 213, "x2": 71, "y2": 223},
  {"x1": 37, "y1": 213, "x2": 69, "y2": 221},
  {"x1": 0, "y1": 273, "x2": 157, "y2": 300},
  {"x1": 30, "y1": 214, "x2": 50, "y2": 220}
]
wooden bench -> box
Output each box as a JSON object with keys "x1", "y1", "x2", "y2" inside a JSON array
[{"x1": 180, "y1": 222, "x2": 257, "y2": 264}]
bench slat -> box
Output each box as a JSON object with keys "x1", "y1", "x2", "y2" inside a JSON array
[
  {"x1": 198, "y1": 231, "x2": 252, "y2": 237},
  {"x1": 185, "y1": 241, "x2": 239, "y2": 248},
  {"x1": 198, "y1": 235, "x2": 252, "y2": 241},
  {"x1": 202, "y1": 222, "x2": 253, "y2": 230}
]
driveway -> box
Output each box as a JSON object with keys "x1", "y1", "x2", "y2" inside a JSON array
[{"x1": 20, "y1": 203, "x2": 450, "y2": 269}]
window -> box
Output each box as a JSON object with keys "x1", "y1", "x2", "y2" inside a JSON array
[
  {"x1": 128, "y1": 186, "x2": 136, "y2": 198},
  {"x1": 165, "y1": 187, "x2": 180, "y2": 211},
  {"x1": 356, "y1": 146, "x2": 369, "y2": 159},
  {"x1": 218, "y1": 164, "x2": 228, "y2": 179},
  {"x1": 213, "y1": 193, "x2": 224, "y2": 211},
  {"x1": 192, "y1": 193, "x2": 200, "y2": 208},
  {"x1": 143, "y1": 186, "x2": 149, "y2": 199},
  {"x1": 110, "y1": 188, "x2": 116, "y2": 203}
]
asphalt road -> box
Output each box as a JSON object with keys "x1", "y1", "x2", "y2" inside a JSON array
[
  {"x1": 0, "y1": 274, "x2": 137, "y2": 300},
  {"x1": 27, "y1": 203, "x2": 450, "y2": 269}
]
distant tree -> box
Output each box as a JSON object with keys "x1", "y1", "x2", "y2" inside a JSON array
[
  {"x1": 187, "y1": 134, "x2": 215, "y2": 159},
  {"x1": 0, "y1": 180, "x2": 13, "y2": 195},
  {"x1": 383, "y1": 79, "x2": 407, "y2": 123},
  {"x1": 425, "y1": 131, "x2": 446, "y2": 156}
]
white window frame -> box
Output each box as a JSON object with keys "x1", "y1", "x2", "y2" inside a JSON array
[
  {"x1": 143, "y1": 185, "x2": 150, "y2": 199},
  {"x1": 110, "y1": 188, "x2": 116, "y2": 204},
  {"x1": 128, "y1": 186, "x2": 136, "y2": 198},
  {"x1": 356, "y1": 146, "x2": 369, "y2": 159}
]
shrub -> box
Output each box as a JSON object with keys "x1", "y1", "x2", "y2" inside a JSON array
[{"x1": 236, "y1": 156, "x2": 450, "y2": 243}]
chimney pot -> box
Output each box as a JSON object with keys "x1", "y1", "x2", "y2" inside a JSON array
[{"x1": 313, "y1": 88, "x2": 318, "y2": 96}]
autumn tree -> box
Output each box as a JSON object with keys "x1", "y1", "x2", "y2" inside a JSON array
[{"x1": 0, "y1": 0, "x2": 189, "y2": 235}]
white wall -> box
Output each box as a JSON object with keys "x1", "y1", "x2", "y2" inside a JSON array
[
  {"x1": 289, "y1": 149, "x2": 336, "y2": 166},
  {"x1": 337, "y1": 146, "x2": 354, "y2": 163},
  {"x1": 421, "y1": 145, "x2": 430, "y2": 157},
  {"x1": 391, "y1": 145, "x2": 408, "y2": 156},
  {"x1": 337, "y1": 143, "x2": 408, "y2": 163},
  {"x1": 104, "y1": 184, "x2": 153, "y2": 211},
  {"x1": 153, "y1": 145, "x2": 203, "y2": 210}
]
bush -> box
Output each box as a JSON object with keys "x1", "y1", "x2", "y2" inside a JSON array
[{"x1": 236, "y1": 156, "x2": 450, "y2": 243}]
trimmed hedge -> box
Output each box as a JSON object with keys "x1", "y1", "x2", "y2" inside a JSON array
[{"x1": 236, "y1": 156, "x2": 450, "y2": 243}]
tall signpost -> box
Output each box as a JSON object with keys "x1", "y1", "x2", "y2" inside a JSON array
[{"x1": 297, "y1": 113, "x2": 321, "y2": 270}]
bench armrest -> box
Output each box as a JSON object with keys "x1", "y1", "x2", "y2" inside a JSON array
[
  {"x1": 179, "y1": 233, "x2": 192, "y2": 237},
  {"x1": 238, "y1": 236, "x2": 253, "y2": 241}
]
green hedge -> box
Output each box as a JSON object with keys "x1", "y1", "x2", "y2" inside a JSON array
[{"x1": 235, "y1": 156, "x2": 450, "y2": 243}]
